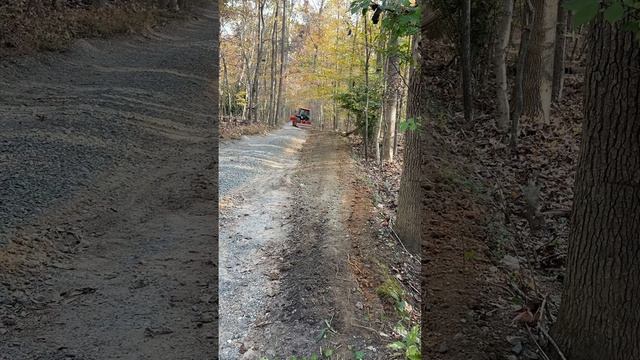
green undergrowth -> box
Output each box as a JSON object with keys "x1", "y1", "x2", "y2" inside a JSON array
[{"x1": 375, "y1": 261, "x2": 421, "y2": 360}]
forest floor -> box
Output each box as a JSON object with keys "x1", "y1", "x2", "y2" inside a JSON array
[
  {"x1": 219, "y1": 127, "x2": 420, "y2": 360},
  {"x1": 0, "y1": 6, "x2": 217, "y2": 360},
  {"x1": 420, "y1": 38, "x2": 583, "y2": 360}
]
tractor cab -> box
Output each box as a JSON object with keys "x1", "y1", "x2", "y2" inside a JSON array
[{"x1": 290, "y1": 108, "x2": 312, "y2": 128}]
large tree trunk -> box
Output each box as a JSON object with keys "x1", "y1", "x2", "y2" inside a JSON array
[
  {"x1": 395, "y1": 7, "x2": 427, "y2": 254},
  {"x1": 493, "y1": 0, "x2": 513, "y2": 131},
  {"x1": 522, "y1": 0, "x2": 557, "y2": 124},
  {"x1": 551, "y1": 1, "x2": 566, "y2": 102},
  {"x1": 552, "y1": 15, "x2": 640, "y2": 359},
  {"x1": 382, "y1": 34, "x2": 400, "y2": 162}
]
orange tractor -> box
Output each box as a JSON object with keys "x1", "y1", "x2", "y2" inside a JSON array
[{"x1": 290, "y1": 108, "x2": 312, "y2": 128}]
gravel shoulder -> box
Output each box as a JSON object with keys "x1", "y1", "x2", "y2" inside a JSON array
[{"x1": 0, "y1": 6, "x2": 218, "y2": 359}]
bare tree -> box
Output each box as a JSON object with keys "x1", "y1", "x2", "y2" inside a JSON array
[
  {"x1": 247, "y1": 0, "x2": 266, "y2": 123},
  {"x1": 511, "y1": 0, "x2": 534, "y2": 151},
  {"x1": 522, "y1": 0, "x2": 558, "y2": 124},
  {"x1": 382, "y1": 34, "x2": 400, "y2": 161},
  {"x1": 493, "y1": 0, "x2": 513, "y2": 131},
  {"x1": 551, "y1": 1, "x2": 567, "y2": 102}
]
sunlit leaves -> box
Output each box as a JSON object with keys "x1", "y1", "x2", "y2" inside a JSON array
[{"x1": 349, "y1": 0, "x2": 420, "y2": 36}]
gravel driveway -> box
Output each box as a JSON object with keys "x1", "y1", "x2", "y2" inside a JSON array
[{"x1": 0, "y1": 6, "x2": 219, "y2": 359}]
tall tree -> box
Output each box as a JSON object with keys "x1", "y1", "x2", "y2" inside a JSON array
[
  {"x1": 522, "y1": 0, "x2": 557, "y2": 124},
  {"x1": 395, "y1": 4, "x2": 426, "y2": 254},
  {"x1": 274, "y1": 0, "x2": 287, "y2": 123},
  {"x1": 382, "y1": 33, "x2": 400, "y2": 161},
  {"x1": 511, "y1": 0, "x2": 534, "y2": 151},
  {"x1": 551, "y1": 0, "x2": 567, "y2": 102},
  {"x1": 268, "y1": 0, "x2": 279, "y2": 125},
  {"x1": 552, "y1": 12, "x2": 640, "y2": 359},
  {"x1": 247, "y1": 0, "x2": 266, "y2": 123},
  {"x1": 493, "y1": 0, "x2": 513, "y2": 131}
]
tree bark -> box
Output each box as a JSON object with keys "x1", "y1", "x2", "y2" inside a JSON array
[
  {"x1": 363, "y1": 13, "x2": 370, "y2": 160},
  {"x1": 552, "y1": 14, "x2": 640, "y2": 359},
  {"x1": 522, "y1": 0, "x2": 557, "y2": 124},
  {"x1": 248, "y1": 0, "x2": 265, "y2": 123},
  {"x1": 551, "y1": 1, "x2": 566, "y2": 102},
  {"x1": 383, "y1": 34, "x2": 400, "y2": 162},
  {"x1": 396, "y1": 6, "x2": 428, "y2": 254},
  {"x1": 493, "y1": 0, "x2": 513, "y2": 131},
  {"x1": 511, "y1": 0, "x2": 534, "y2": 152},
  {"x1": 268, "y1": 2, "x2": 279, "y2": 126},
  {"x1": 274, "y1": 0, "x2": 287, "y2": 124}
]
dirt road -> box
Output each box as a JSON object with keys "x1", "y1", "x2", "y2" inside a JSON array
[
  {"x1": 219, "y1": 130, "x2": 417, "y2": 359},
  {"x1": 0, "y1": 6, "x2": 218, "y2": 360}
]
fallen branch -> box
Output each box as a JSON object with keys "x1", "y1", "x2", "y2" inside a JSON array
[
  {"x1": 539, "y1": 326, "x2": 568, "y2": 360},
  {"x1": 525, "y1": 326, "x2": 552, "y2": 360},
  {"x1": 388, "y1": 220, "x2": 413, "y2": 257}
]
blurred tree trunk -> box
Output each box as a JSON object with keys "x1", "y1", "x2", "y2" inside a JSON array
[
  {"x1": 396, "y1": 3, "x2": 427, "y2": 254},
  {"x1": 268, "y1": 1, "x2": 279, "y2": 126},
  {"x1": 248, "y1": 0, "x2": 265, "y2": 123},
  {"x1": 493, "y1": 0, "x2": 513, "y2": 131},
  {"x1": 274, "y1": 0, "x2": 287, "y2": 124},
  {"x1": 383, "y1": 34, "x2": 399, "y2": 162},
  {"x1": 552, "y1": 13, "x2": 640, "y2": 359},
  {"x1": 551, "y1": 1, "x2": 567, "y2": 102},
  {"x1": 522, "y1": 0, "x2": 557, "y2": 124},
  {"x1": 511, "y1": 0, "x2": 534, "y2": 151}
]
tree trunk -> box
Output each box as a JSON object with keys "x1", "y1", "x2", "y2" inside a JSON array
[
  {"x1": 552, "y1": 15, "x2": 640, "y2": 359},
  {"x1": 395, "y1": 6, "x2": 428, "y2": 254},
  {"x1": 551, "y1": 1, "x2": 566, "y2": 102},
  {"x1": 522, "y1": 0, "x2": 557, "y2": 124},
  {"x1": 363, "y1": 13, "x2": 370, "y2": 161},
  {"x1": 274, "y1": 0, "x2": 287, "y2": 124},
  {"x1": 493, "y1": 0, "x2": 513, "y2": 131},
  {"x1": 511, "y1": 0, "x2": 534, "y2": 152},
  {"x1": 383, "y1": 34, "x2": 400, "y2": 162},
  {"x1": 248, "y1": 0, "x2": 265, "y2": 123},
  {"x1": 268, "y1": 2, "x2": 279, "y2": 126}
]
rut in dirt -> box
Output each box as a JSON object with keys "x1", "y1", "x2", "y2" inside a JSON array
[
  {"x1": 220, "y1": 130, "x2": 394, "y2": 360},
  {"x1": 0, "y1": 6, "x2": 218, "y2": 360}
]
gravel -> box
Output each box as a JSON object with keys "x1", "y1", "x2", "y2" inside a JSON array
[
  {"x1": 0, "y1": 13, "x2": 216, "y2": 241},
  {"x1": 218, "y1": 125, "x2": 307, "y2": 198}
]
